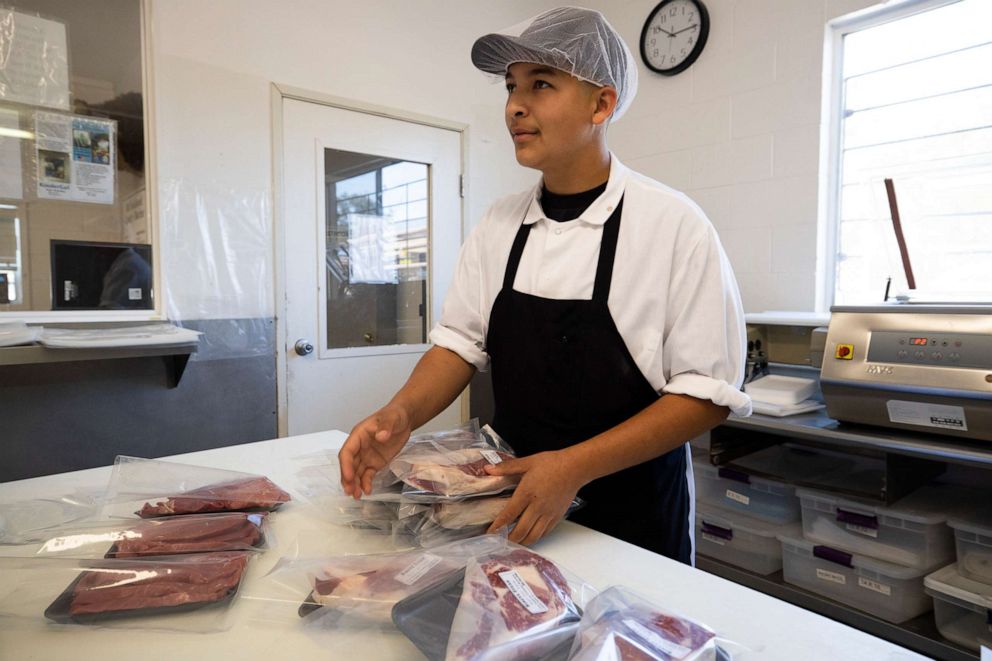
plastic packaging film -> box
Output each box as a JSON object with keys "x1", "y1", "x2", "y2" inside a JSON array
[
  {"x1": 159, "y1": 179, "x2": 273, "y2": 360},
  {"x1": 0, "y1": 552, "x2": 254, "y2": 633},
  {"x1": 99, "y1": 455, "x2": 292, "y2": 519}
]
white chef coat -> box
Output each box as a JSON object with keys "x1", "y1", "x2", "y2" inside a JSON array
[{"x1": 430, "y1": 154, "x2": 752, "y2": 417}]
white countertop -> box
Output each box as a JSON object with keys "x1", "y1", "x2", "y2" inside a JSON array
[{"x1": 0, "y1": 432, "x2": 925, "y2": 660}]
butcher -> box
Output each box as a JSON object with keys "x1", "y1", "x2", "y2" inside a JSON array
[{"x1": 339, "y1": 6, "x2": 750, "y2": 564}]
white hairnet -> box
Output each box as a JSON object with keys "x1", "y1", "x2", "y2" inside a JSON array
[{"x1": 471, "y1": 6, "x2": 638, "y2": 122}]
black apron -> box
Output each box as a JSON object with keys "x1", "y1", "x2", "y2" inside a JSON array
[{"x1": 486, "y1": 196, "x2": 692, "y2": 564}]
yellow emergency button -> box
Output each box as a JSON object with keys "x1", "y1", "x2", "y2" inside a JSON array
[{"x1": 835, "y1": 344, "x2": 854, "y2": 360}]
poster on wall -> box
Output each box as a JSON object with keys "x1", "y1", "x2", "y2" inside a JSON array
[
  {"x1": 35, "y1": 112, "x2": 116, "y2": 204},
  {"x1": 0, "y1": 108, "x2": 24, "y2": 200},
  {"x1": 0, "y1": 10, "x2": 71, "y2": 111}
]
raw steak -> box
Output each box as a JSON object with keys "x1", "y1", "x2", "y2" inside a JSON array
[
  {"x1": 137, "y1": 476, "x2": 291, "y2": 517},
  {"x1": 311, "y1": 551, "x2": 461, "y2": 621},
  {"x1": 68, "y1": 551, "x2": 251, "y2": 615},
  {"x1": 395, "y1": 448, "x2": 518, "y2": 498},
  {"x1": 572, "y1": 605, "x2": 717, "y2": 660},
  {"x1": 431, "y1": 498, "x2": 509, "y2": 530},
  {"x1": 446, "y1": 548, "x2": 580, "y2": 660},
  {"x1": 109, "y1": 513, "x2": 265, "y2": 557}
]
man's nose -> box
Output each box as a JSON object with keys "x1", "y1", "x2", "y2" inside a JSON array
[{"x1": 506, "y1": 95, "x2": 527, "y2": 117}]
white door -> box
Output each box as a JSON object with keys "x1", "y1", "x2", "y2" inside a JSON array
[{"x1": 280, "y1": 98, "x2": 464, "y2": 436}]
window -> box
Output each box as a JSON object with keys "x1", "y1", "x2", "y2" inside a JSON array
[
  {"x1": 0, "y1": 1, "x2": 148, "y2": 314},
  {"x1": 827, "y1": 0, "x2": 992, "y2": 305},
  {"x1": 324, "y1": 148, "x2": 430, "y2": 350}
]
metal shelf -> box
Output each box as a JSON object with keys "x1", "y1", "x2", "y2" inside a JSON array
[
  {"x1": 722, "y1": 410, "x2": 992, "y2": 469},
  {"x1": 697, "y1": 555, "x2": 977, "y2": 661},
  {"x1": 0, "y1": 343, "x2": 198, "y2": 388}
]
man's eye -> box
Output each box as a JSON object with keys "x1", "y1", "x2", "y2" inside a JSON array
[
  {"x1": 534, "y1": 80, "x2": 551, "y2": 89},
  {"x1": 505, "y1": 83, "x2": 516, "y2": 93}
]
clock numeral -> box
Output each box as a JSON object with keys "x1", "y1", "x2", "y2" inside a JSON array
[
  {"x1": 650, "y1": 38, "x2": 656, "y2": 46},
  {"x1": 653, "y1": 48, "x2": 659, "y2": 57},
  {"x1": 669, "y1": 7, "x2": 677, "y2": 17},
  {"x1": 689, "y1": 12, "x2": 694, "y2": 19},
  {"x1": 660, "y1": 14, "x2": 667, "y2": 24},
  {"x1": 681, "y1": 48, "x2": 687, "y2": 55},
  {"x1": 688, "y1": 37, "x2": 694, "y2": 46},
  {"x1": 670, "y1": 55, "x2": 676, "y2": 64}
]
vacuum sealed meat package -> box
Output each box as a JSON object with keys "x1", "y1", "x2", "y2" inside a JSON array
[
  {"x1": 567, "y1": 586, "x2": 720, "y2": 661},
  {"x1": 391, "y1": 539, "x2": 592, "y2": 660},
  {"x1": 100, "y1": 456, "x2": 291, "y2": 518},
  {"x1": 411, "y1": 497, "x2": 584, "y2": 549},
  {"x1": 390, "y1": 426, "x2": 520, "y2": 502},
  {"x1": 289, "y1": 535, "x2": 506, "y2": 625},
  {"x1": 28, "y1": 512, "x2": 270, "y2": 558},
  {"x1": 0, "y1": 552, "x2": 253, "y2": 632}
]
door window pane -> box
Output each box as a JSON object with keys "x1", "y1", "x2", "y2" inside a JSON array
[{"x1": 324, "y1": 148, "x2": 429, "y2": 349}]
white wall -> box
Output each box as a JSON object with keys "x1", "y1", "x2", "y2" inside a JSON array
[
  {"x1": 149, "y1": 0, "x2": 562, "y2": 320},
  {"x1": 595, "y1": 0, "x2": 881, "y2": 313},
  {"x1": 150, "y1": 0, "x2": 884, "y2": 320}
]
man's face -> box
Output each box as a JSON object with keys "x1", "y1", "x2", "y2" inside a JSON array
[{"x1": 504, "y1": 62, "x2": 602, "y2": 171}]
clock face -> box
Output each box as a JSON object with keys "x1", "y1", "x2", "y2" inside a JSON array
[{"x1": 640, "y1": 0, "x2": 709, "y2": 75}]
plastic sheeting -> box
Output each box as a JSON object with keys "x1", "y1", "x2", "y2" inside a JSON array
[{"x1": 159, "y1": 179, "x2": 273, "y2": 360}]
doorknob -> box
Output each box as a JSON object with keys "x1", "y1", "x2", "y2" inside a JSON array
[{"x1": 294, "y1": 339, "x2": 314, "y2": 356}]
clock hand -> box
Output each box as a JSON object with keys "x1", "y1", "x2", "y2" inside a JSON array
[
  {"x1": 672, "y1": 24, "x2": 698, "y2": 36},
  {"x1": 658, "y1": 26, "x2": 676, "y2": 37}
]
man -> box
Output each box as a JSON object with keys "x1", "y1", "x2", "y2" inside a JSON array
[{"x1": 340, "y1": 7, "x2": 750, "y2": 564}]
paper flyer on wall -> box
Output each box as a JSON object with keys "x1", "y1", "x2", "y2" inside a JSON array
[
  {"x1": 35, "y1": 112, "x2": 116, "y2": 204},
  {"x1": 0, "y1": 10, "x2": 70, "y2": 110}
]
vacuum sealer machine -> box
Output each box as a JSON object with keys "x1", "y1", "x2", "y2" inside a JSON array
[{"x1": 820, "y1": 305, "x2": 992, "y2": 442}]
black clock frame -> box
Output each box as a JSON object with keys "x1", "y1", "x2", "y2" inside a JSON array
[{"x1": 639, "y1": 0, "x2": 710, "y2": 76}]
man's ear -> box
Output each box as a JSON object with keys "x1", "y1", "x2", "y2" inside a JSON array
[{"x1": 592, "y1": 86, "x2": 619, "y2": 126}]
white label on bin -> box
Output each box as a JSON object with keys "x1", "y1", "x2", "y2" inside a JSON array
[
  {"x1": 816, "y1": 568, "x2": 846, "y2": 585},
  {"x1": 624, "y1": 619, "x2": 691, "y2": 658},
  {"x1": 128, "y1": 287, "x2": 142, "y2": 300},
  {"x1": 725, "y1": 489, "x2": 750, "y2": 506},
  {"x1": 980, "y1": 645, "x2": 990, "y2": 661},
  {"x1": 701, "y1": 533, "x2": 727, "y2": 546},
  {"x1": 846, "y1": 523, "x2": 879, "y2": 538},
  {"x1": 887, "y1": 400, "x2": 968, "y2": 432},
  {"x1": 395, "y1": 553, "x2": 442, "y2": 586},
  {"x1": 858, "y1": 577, "x2": 892, "y2": 596},
  {"x1": 480, "y1": 449, "x2": 503, "y2": 465},
  {"x1": 499, "y1": 570, "x2": 548, "y2": 614}
]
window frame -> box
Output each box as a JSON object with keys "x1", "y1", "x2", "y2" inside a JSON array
[
  {"x1": 820, "y1": 0, "x2": 968, "y2": 312},
  {"x1": 0, "y1": 0, "x2": 161, "y2": 323}
]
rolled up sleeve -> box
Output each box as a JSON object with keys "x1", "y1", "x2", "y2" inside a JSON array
[
  {"x1": 428, "y1": 222, "x2": 490, "y2": 371},
  {"x1": 660, "y1": 227, "x2": 752, "y2": 417}
]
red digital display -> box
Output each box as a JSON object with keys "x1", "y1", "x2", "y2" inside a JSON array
[{"x1": 910, "y1": 337, "x2": 928, "y2": 345}]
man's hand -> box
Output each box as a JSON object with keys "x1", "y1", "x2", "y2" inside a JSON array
[
  {"x1": 484, "y1": 451, "x2": 585, "y2": 545},
  {"x1": 338, "y1": 404, "x2": 412, "y2": 498}
]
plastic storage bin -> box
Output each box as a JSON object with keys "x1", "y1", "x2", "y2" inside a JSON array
[
  {"x1": 695, "y1": 504, "x2": 801, "y2": 575},
  {"x1": 779, "y1": 535, "x2": 932, "y2": 623},
  {"x1": 693, "y1": 457, "x2": 800, "y2": 524},
  {"x1": 949, "y1": 515, "x2": 992, "y2": 585},
  {"x1": 924, "y1": 563, "x2": 992, "y2": 651},
  {"x1": 796, "y1": 484, "x2": 970, "y2": 571}
]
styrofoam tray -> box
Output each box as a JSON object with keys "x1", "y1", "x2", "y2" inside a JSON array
[
  {"x1": 744, "y1": 375, "x2": 817, "y2": 406},
  {"x1": 0, "y1": 323, "x2": 41, "y2": 347},
  {"x1": 751, "y1": 399, "x2": 825, "y2": 417}
]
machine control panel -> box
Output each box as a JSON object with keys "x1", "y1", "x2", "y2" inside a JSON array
[{"x1": 867, "y1": 331, "x2": 992, "y2": 369}]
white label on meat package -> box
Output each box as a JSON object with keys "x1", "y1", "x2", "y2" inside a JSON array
[
  {"x1": 480, "y1": 449, "x2": 502, "y2": 465},
  {"x1": 498, "y1": 570, "x2": 548, "y2": 614},
  {"x1": 701, "y1": 533, "x2": 727, "y2": 546},
  {"x1": 858, "y1": 577, "x2": 892, "y2": 596},
  {"x1": 624, "y1": 618, "x2": 691, "y2": 658},
  {"x1": 816, "y1": 568, "x2": 847, "y2": 585},
  {"x1": 846, "y1": 523, "x2": 879, "y2": 538},
  {"x1": 981, "y1": 645, "x2": 990, "y2": 661},
  {"x1": 395, "y1": 553, "x2": 443, "y2": 586},
  {"x1": 887, "y1": 400, "x2": 968, "y2": 432},
  {"x1": 725, "y1": 489, "x2": 750, "y2": 506}
]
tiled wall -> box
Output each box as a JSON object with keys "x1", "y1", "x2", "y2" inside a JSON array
[{"x1": 603, "y1": 0, "x2": 880, "y2": 314}]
